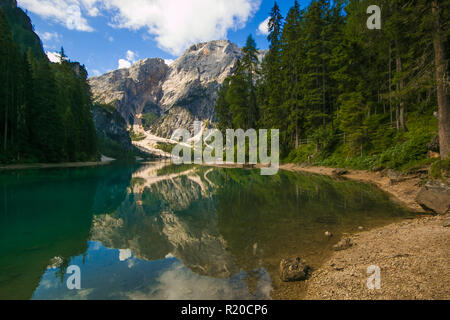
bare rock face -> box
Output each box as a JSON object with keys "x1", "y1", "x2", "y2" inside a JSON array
[
  {"x1": 90, "y1": 58, "x2": 169, "y2": 125},
  {"x1": 416, "y1": 180, "x2": 450, "y2": 214},
  {"x1": 93, "y1": 105, "x2": 133, "y2": 152},
  {"x1": 150, "y1": 107, "x2": 196, "y2": 138},
  {"x1": 159, "y1": 40, "x2": 243, "y2": 121},
  {"x1": 89, "y1": 40, "x2": 244, "y2": 138},
  {"x1": 280, "y1": 257, "x2": 310, "y2": 282}
]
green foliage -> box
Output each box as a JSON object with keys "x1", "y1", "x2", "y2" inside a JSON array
[
  {"x1": 216, "y1": 0, "x2": 443, "y2": 172},
  {"x1": 430, "y1": 159, "x2": 450, "y2": 179},
  {"x1": 97, "y1": 136, "x2": 134, "y2": 160},
  {"x1": 215, "y1": 35, "x2": 259, "y2": 131},
  {"x1": 141, "y1": 112, "x2": 159, "y2": 130},
  {"x1": 156, "y1": 142, "x2": 177, "y2": 154},
  {"x1": 0, "y1": 6, "x2": 98, "y2": 164},
  {"x1": 129, "y1": 130, "x2": 146, "y2": 141}
]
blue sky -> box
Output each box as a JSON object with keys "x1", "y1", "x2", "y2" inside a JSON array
[{"x1": 17, "y1": 0, "x2": 312, "y2": 77}]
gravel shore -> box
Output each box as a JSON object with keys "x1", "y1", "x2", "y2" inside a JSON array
[{"x1": 279, "y1": 164, "x2": 449, "y2": 300}]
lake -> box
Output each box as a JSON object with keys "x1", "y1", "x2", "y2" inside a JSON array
[{"x1": 0, "y1": 162, "x2": 416, "y2": 300}]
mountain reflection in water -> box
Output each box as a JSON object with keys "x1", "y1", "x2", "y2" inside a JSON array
[{"x1": 0, "y1": 162, "x2": 415, "y2": 300}]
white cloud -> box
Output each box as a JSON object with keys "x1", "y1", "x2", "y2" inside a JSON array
[
  {"x1": 18, "y1": 0, "x2": 95, "y2": 31},
  {"x1": 257, "y1": 16, "x2": 270, "y2": 36},
  {"x1": 102, "y1": 0, "x2": 261, "y2": 55},
  {"x1": 46, "y1": 51, "x2": 62, "y2": 63},
  {"x1": 119, "y1": 249, "x2": 132, "y2": 261},
  {"x1": 91, "y1": 69, "x2": 101, "y2": 76},
  {"x1": 19, "y1": 0, "x2": 262, "y2": 55},
  {"x1": 117, "y1": 50, "x2": 138, "y2": 69},
  {"x1": 118, "y1": 58, "x2": 132, "y2": 69},
  {"x1": 126, "y1": 50, "x2": 137, "y2": 62},
  {"x1": 38, "y1": 31, "x2": 60, "y2": 42},
  {"x1": 164, "y1": 59, "x2": 174, "y2": 66}
]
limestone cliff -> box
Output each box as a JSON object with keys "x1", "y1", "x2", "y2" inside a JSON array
[{"x1": 89, "y1": 40, "x2": 244, "y2": 138}]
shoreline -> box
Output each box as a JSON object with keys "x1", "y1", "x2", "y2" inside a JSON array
[
  {"x1": 279, "y1": 164, "x2": 425, "y2": 212},
  {"x1": 0, "y1": 160, "x2": 114, "y2": 171},
  {"x1": 278, "y1": 163, "x2": 449, "y2": 300}
]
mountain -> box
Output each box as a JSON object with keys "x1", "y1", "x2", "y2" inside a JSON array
[{"x1": 89, "y1": 40, "x2": 245, "y2": 138}]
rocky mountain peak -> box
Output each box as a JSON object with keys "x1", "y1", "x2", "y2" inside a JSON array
[{"x1": 89, "y1": 40, "x2": 245, "y2": 138}]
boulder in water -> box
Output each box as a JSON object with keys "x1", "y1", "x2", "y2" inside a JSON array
[{"x1": 280, "y1": 257, "x2": 310, "y2": 282}]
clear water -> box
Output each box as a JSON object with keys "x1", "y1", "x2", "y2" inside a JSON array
[{"x1": 0, "y1": 162, "x2": 416, "y2": 300}]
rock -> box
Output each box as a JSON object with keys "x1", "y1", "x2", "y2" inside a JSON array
[
  {"x1": 89, "y1": 40, "x2": 265, "y2": 139},
  {"x1": 325, "y1": 231, "x2": 333, "y2": 237},
  {"x1": 90, "y1": 58, "x2": 169, "y2": 126},
  {"x1": 427, "y1": 135, "x2": 440, "y2": 153},
  {"x1": 93, "y1": 105, "x2": 133, "y2": 152},
  {"x1": 332, "y1": 168, "x2": 348, "y2": 176},
  {"x1": 443, "y1": 220, "x2": 450, "y2": 227},
  {"x1": 280, "y1": 257, "x2": 310, "y2": 282},
  {"x1": 385, "y1": 169, "x2": 405, "y2": 185},
  {"x1": 358, "y1": 226, "x2": 364, "y2": 231},
  {"x1": 333, "y1": 238, "x2": 353, "y2": 251},
  {"x1": 371, "y1": 165, "x2": 385, "y2": 172},
  {"x1": 416, "y1": 180, "x2": 450, "y2": 215},
  {"x1": 330, "y1": 262, "x2": 345, "y2": 271}
]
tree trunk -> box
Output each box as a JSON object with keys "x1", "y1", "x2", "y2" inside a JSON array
[
  {"x1": 396, "y1": 55, "x2": 406, "y2": 131},
  {"x1": 432, "y1": 1, "x2": 450, "y2": 159},
  {"x1": 389, "y1": 43, "x2": 393, "y2": 125},
  {"x1": 3, "y1": 104, "x2": 7, "y2": 152}
]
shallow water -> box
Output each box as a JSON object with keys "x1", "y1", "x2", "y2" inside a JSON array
[{"x1": 0, "y1": 162, "x2": 416, "y2": 300}]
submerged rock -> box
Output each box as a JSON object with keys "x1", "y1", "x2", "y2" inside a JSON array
[
  {"x1": 416, "y1": 180, "x2": 450, "y2": 215},
  {"x1": 280, "y1": 257, "x2": 310, "y2": 282},
  {"x1": 324, "y1": 231, "x2": 333, "y2": 237},
  {"x1": 333, "y1": 238, "x2": 353, "y2": 251}
]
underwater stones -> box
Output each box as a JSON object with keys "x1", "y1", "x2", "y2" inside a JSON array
[
  {"x1": 333, "y1": 237, "x2": 353, "y2": 251},
  {"x1": 280, "y1": 257, "x2": 311, "y2": 282}
]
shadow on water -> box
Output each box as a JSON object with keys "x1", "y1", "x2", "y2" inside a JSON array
[{"x1": 0, "y1": 162, "x2": 417, "y2": 300}]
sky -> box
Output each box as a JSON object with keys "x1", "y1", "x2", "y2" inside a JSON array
[{"x1": 17, "y1": 0, "x2": 313, "y2": 77}]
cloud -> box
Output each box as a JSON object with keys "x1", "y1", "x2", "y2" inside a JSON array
[
  {"x1": 18, "y1": 0, "x2": 95, "y2": 31},
  {"x1": 108, "y1": 36, "x2": 114, "y2": 42},
  {"x1": 46, "y1": 51, "x2": 62, "y2": 63},
  {"x1": 257, "y1": 16, "x2": 270, "y2": 36},
  {"x1": 117, "y1": 50, "x2": 138, "y2": 69},
  {"x1": 126, "y1": 50, "x2": 137, "y2": 62},
  {"x1": 164, "y1": 59, "x2": 174, "y2": 66},
  {"x1": 102, "y1": 0, "x2": 261, "y2": 55},
  {"x1": 118, "y1": 59, "x2": 132, "y2": 69},
  {"x1": 19, "y1": 0, "x2": 261, "y2": 55},
  {"x1": 91, "y1": 69, "x2": 101, "y2": 76},
  {"x1": 38, "y1": 31, "x2": 60, "y2": 42}
]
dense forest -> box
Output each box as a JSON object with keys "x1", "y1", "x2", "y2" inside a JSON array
[
  {"x1": 0, "y1": 1, "x2": 98, "y2": 164},
  {"x1": 215, "y1": 0, "x2": 450, "y2": 172}
]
